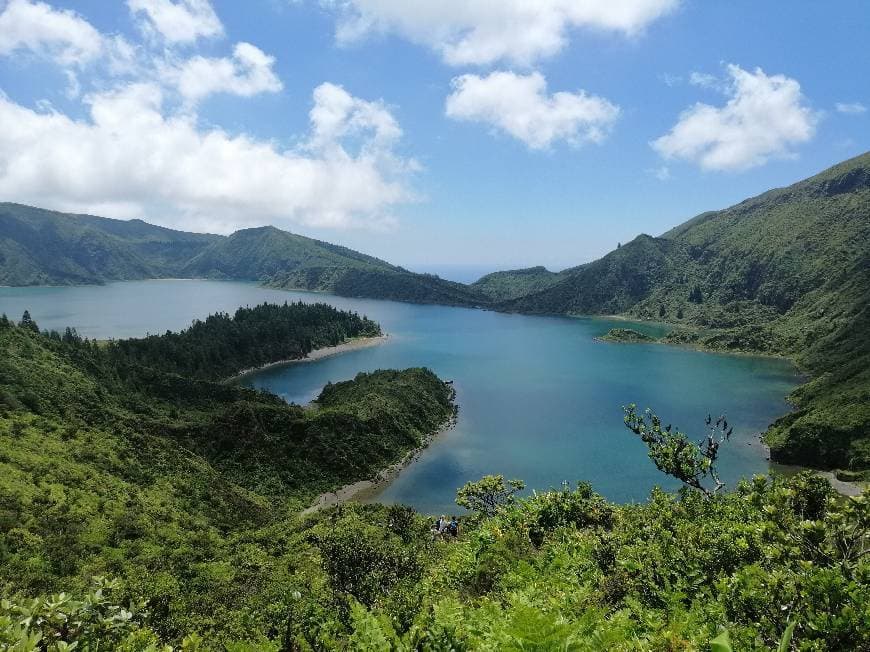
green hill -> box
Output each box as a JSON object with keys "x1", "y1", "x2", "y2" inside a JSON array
[
  {"x1": 183, "y1": 225, "x2": 486, "y2": 305},
  {"x1": 501, "y1": 153, "x2": 870, "y2": 470},
  {"x1": 179, "y1": 225, "x2": 404, "y2": 282},
  {"x1": 0, "y1": 204, "x2": 487, "y2": 305},
  {"x1": 470, "y1": 265, "x2": 563, "y2": 302},
  {"x1": 0, "y1": 203, "x2": 219, "y2": 285}
]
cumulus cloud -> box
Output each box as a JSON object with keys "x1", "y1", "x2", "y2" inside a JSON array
[
  {"x1": 445, "y1": 71, "x2": 619, "y2": 150},
  {"x1": 0, "y1": 82, "x2": 413, "y2": 231},
  {"x1": 168, "y1": 42, "x2": 283, "y2": 104},
  {"x1": 327, "y1": 0, "x2": 679, "y2": 66},
  {"x1": 652, "y1": 64, "x2": 817, "y2": 171},
  {"x1": 0, "y1": 0, "x2": 105, "y2": 65},
  {"x1": 835, "y1": 101, "x2": 867, "y2": 115},
  {"x1": 128, "y1": 0, "x2": 223, "y2": 44}
]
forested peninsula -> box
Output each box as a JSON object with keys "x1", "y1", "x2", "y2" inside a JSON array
[{"x1": 0, "y1": 304, "x2": 459, "y2": 646}]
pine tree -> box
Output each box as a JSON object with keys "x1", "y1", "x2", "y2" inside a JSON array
[{"x1": 18, "y1": 310, "x2": 39, "y2": 333}]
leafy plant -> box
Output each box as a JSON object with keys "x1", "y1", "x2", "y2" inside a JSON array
[
  {"x1": 456, "y1": 475, "x2": 525, "y2": 517},
  {"x1": 623, "y1": 404, "x2": 732, "y2": 495}
]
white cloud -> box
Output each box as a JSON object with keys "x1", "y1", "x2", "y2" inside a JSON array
[
  {"x1": 327, "y1": 0, "x2": 679, "y2": 66},
  {"x1": 307, "y1": 81, "x2": 403, "y2": 153},
  {"x1": 0, "y1": 82, "x2": 413, "y2": 232},
  {"x1": 128, "y1": 0, "x2": 223, "y2": 44},
  {"x1": 445, "y1": 71, "x2": 619, "y2": 150},
  {"x1": 168, "y1": 42, "x2": 283, "y2": 104},
  {"x1": 835, "y1": 101, "x2": 867, "y2": 115},
  {"x1": 688, "y1": 71, "x2": 722, "y2": 90},
  {"x1": 0, "y1": 0, "x2": 104, "y2": 65},
  {"x1": 652, "y1": 64, "x2": 817, "y2": 171},
  {"x1": 650, "y1": 165, "x2": 671, "y2": 181}
]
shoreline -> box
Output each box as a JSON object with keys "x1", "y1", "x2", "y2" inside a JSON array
[
  {"x1": 771, "y1": 463, "x2": 865, "y2": 498},
  {"x1": 223, "y1": 334, "x2": 388, "y2": 383},
  {"x1": 301, "y1": 410, "x2": 459, "y2": 516}
]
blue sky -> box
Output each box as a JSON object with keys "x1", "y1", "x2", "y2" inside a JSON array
[{"x1": 0, "y1": 1, "x2": 867, "y2": 275}]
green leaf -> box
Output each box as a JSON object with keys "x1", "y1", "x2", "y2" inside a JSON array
[
  {"x1": 778, "y1": 620, "x2": 796, "y2": 652},
  {"x1": 710, "y1": 630, "x2": 733, "y2": 652}
]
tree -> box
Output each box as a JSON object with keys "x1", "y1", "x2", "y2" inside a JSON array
[
  {"x1": 622, "y1": 404, "x2": 731, "y2": 496},
  {"x1": 688, "y1": 285, "x2": 704, "y2": 304},
  {"x1": 18, "y1": 310, "x2": 39, "y2": 332},
  {"x1": 658, "y1": 304, "x2": 666, "y2": 318},
  {"x1": 676, "y1": 306, "x2": 684, "y2": 319},
  {"x1": 456, "y1": 475, "x2": 525, "y2": 517}
]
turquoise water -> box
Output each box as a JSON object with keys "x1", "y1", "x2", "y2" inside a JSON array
[{"x1": 0, "y1": 280, "x2": 800, "y2": 513}]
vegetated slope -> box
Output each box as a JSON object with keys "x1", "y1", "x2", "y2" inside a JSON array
[
  {"x1": 470, "y1": 265, "x2": 564, "y2": 302},
  {"x1": 0, "y1": 203, "x2": 219, "y2": 285},
  {"x1": 179, "y1": 225, "x2": 404, "y2": 281},
  {"x1": 0, "y1": 204, "x2": 488, "y2": 305},
  {"x1": 0, "y1": 311, "x2": 454, "y2": 640},
  {"x1": 5, "y1": 471, "x2": 867, "y2": 649},
  {"x1": 182, "y1": 225, "x2": 487, "y2": 306},
  {"x1": 502, "y1": 153, "x2": 870, "y2": 470}
]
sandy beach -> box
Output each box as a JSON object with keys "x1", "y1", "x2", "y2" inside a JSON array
[
  {"x1": 301, "y1": 411, "x2": 458, "y2": 516},
  {"x1": 224, "y1": 334, "x2": 388, "y2": 382}
]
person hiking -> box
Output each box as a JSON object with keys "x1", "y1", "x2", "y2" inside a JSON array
[
  {"x1": 433, "y1": 515, "x2": 447, "y2": 538},
  {"x1": 448, "y1": 516, "x2": 459, "y2": 538}
]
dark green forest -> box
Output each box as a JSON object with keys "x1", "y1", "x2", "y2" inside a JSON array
[{"x1": 107, "y1": 302, "x2": 381, "y2": 381}]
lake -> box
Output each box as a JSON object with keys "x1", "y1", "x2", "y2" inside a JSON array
[{"x1": 0, "y1": 279, "x2": 800, "y2": 513}]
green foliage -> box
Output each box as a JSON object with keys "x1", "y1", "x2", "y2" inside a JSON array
[
  {"x1": 182, "y1": 226, "x2": 487, "y2": 306},
  {"x1": 310, "y1": 506, "x2": 427, "y2": 611},
  {"x1": 0, "y1": 314, "x2": 455, "y2": 648},
  {"x1": 470, "y1": 266, "x2": 561, "y2": 302},
  {"x1": 16, "y1": 312, "x2": 38, "y2": 333},
  {"x1": 599, "y1": 328, "x2": 655, "y2": 343},
  {"x1": 108, "y1": 301, "x2": 381, "y2": 381},
  {"x1": 332, "y1": 473, "x2": 869, "y2": 651},
  {"x1": 0, "y1": 577, "x2": 159, "y2": 651},
  {"x1": 623, "y1": 404, "x2": 731, "y2": 495},
  {"x1": 456, "y1": 475, "x2": 525, "y2": 517}
]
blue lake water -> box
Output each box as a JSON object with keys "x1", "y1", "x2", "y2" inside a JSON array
[{"x1": 0, "y1": 280, "x2": 800, "y2": 513}]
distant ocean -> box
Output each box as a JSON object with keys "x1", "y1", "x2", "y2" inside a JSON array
[{"x1": 407, "y1": 264, "x2": 511, "y2": 284}]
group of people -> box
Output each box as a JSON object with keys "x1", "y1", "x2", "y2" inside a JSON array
[{"x1": 432, "y1": 515, "x2": 459, "y2": 539}]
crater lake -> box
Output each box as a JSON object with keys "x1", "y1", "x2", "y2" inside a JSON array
[{"x1": 0, "y1": 279, "x2": 800, "y2": 513}]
